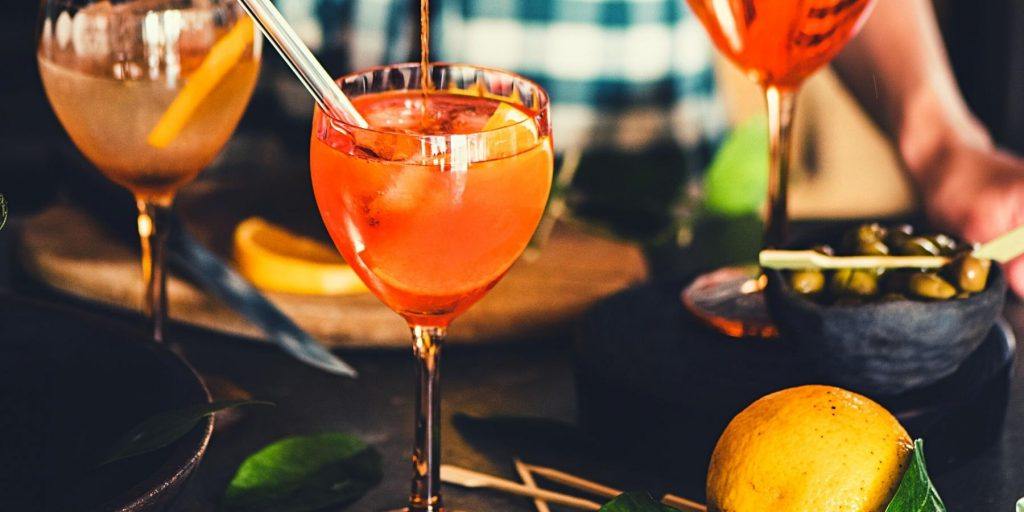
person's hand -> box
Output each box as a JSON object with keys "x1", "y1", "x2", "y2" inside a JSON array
[{"x1": 918, "y1": 142, "x2": 1024, "y2": 297}]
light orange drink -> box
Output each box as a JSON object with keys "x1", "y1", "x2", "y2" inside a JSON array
[{"x1": 310, "y1": 90, "x2": 553, "y2": 327}]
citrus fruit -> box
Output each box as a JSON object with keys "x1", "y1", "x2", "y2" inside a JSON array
[
  {"x1": 706, "y1": 385, "x2": 913, "y2": 512},
  {"x1": 233, "y1": 217, "x2": 368, "y2": 295},
  {"x1": 483, "y1": 102, "x2": 538, "y2": 157},
  {"x1": 147, "y1": 17, "x2": 255, "y2": 148}
]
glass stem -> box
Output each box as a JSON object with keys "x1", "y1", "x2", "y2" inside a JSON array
[
  {"x1": 409, "y1": 324, "x2": 445, "y2": 512},
  {"x1": 136, "y1": 198, "x2": 172, "y2": 343},
  {"x1": 764, "y1": 85, "x2": 799, "y2": 248}
]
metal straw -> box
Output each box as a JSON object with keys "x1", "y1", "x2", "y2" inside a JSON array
[{"x1": 235, "y1": 0, "x2": 368, "y2": 127}]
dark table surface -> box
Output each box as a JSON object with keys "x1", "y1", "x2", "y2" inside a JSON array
[{"x1": 2, "y1": 222, "x2": 1024, "y2": 512}]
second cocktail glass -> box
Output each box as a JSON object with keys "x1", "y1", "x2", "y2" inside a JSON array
[
  {"x1": 682, "y1": 0, "x2": 878, "y2": 337},
  {"x1": 38, "y1": 0, "x2": 262, "y2": 342},
  {"x1": 309, "y1": 63, "x2": 553, "y2": 511}
]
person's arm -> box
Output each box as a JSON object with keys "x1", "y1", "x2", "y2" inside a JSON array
[
  {"x1": 834, "y1": 0, "x2": 991, "y2": 179},
  {"x1": 833, "y1": 0, "x2": 1024, "y2": 295}
]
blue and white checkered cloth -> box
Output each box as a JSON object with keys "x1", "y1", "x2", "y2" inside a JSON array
[{"x1": 278, "y1": 0, "x2": 727, "y2": 168}]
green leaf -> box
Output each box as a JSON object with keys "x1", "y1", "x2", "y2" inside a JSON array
[
  {"x1": 100, "y1": 399, "x2": 273, "y2": 466},
  {"x1": 884, "y1": 439, "x2": 946, "y2": 512},
  {"x1": 222, "y1": 432, "x2": 383, "y2": 512},
  {"x1": 703, "y1": 115, "x2": 770, "y2": 217},
  {"x1": 1016, "y1": 497, "x2": 1024, "y2": 512},
  {"x1": 600, "y1": 492, "x2": 677, "y2": 512}
]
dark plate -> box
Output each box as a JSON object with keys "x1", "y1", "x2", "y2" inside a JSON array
[
  {"x1": 575, "y1": 280, "x2": 1014, "y2": 481},
  {"x1": 0, "y1": 294, "x2": 212, "y2": 512}
]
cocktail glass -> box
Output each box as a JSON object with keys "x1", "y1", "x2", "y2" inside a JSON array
[
  {"x1": 310, "y1": 63, "x2": 553, "y2": 511},
  {"x1": 682, "y1": 0, "x2": 878, "y2": 337},
  {"x1": 37, "y1": 0, "x2": 261, "y2": 341}
]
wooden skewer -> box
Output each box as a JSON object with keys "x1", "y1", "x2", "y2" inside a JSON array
[
  {"x1": 759, "y1": 250, "x2": 949, "y2": 270},
  {"x1": 441, "y1": 465, "x2": 602, "y2": 511},
  {"x1": 522, "y1": 462, "x2": 707, "y2": 512},
  {"x1": 661, "y1": 494, "x2": 709, "y2": 512},
  {"x1": 522, "y1": 463, "x2": 621, "y2": 498},
  {"x1": 514, "y1": 458, "x2": 551, "y2": 512}
]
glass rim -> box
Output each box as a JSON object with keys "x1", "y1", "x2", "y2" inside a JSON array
[{"x1": 322, "y1": 61, "x2": 551, "y2": 140}]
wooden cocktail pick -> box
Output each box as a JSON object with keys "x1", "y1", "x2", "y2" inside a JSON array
[
  {"x1": 760, "y1": 224, "x2": 1024, "y2": 270},
  {"x1": 520, "y1": 462, "x2": 707, "y2": 512},
  {"x1": 442, "y1": 462, "x2": 709, "y2": 512},
  {"x1": 440, "y1": 465, "x2": 603, "y2": 510},
  {"x1": 514, "y1": 458, "x2": 551, "y2": 512}
]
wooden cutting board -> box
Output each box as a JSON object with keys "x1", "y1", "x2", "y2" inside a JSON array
[{"x1": 18, "y1": 202, "x2": 647, "y2": 347}]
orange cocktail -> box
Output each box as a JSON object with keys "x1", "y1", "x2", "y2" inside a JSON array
[
  {"x1": 311, "y1": 91, "x2": 552, "y2": 327},
  {"x1": 687, "y1": 0, "x2": 875, "y2": 89},
  {"x1": 310, "y1": 64, "x2": 552, "y2": 511}
]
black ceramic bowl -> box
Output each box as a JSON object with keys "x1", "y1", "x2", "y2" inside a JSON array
[
  {"x1": 0, "y1": 295, "x2": 212, "y2": 512},
  {"x1": 765, "y1": 264, "x2": 1007, "y2": 396}
]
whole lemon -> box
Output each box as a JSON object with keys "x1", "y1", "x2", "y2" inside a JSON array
[{"x1": 706, "y1": 385, "x2": 913, "y2": 512}]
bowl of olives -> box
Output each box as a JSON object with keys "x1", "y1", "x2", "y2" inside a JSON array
[{"x1": 765, "y1": 223, "x2": 1007, "y2": 396}]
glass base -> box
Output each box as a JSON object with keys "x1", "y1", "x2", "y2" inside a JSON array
[{"x1": 681, "y1": 265, "x2": 779, "y2": 339}]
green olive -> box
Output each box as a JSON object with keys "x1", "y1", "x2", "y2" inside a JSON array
[
  {"x1": 929, "y1": 234, "x2": 959, "y2": 256},
  {"x1": 908, "y1": 273, "x2": 957, "y2": 300},
  {"x1": 885, "y1": 230, "x2": 913, "y2": 250},
  {"x1": 844, "y1": 223, "x2": 889, "y2": 256},
  {"x1": 830, "y1": 268, "x2": 880, "y2": 297},
  {"x1": 789, "y1": 269, "x2": 826, "y2": 295},
  {"x1": 954, "y1": 255, "x2": 991, "y2": 293},
  {"x1": 896, "y1": 236, "x2": 941, "y2": 256},
  {"x1": 858, "y1": 239, "x2": 890, "y2": 256}
]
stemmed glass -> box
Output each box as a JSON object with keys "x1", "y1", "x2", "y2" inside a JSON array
[
  {"x1": 37, "y1": 0, "x2": 261, "y2": 341},
  {"x1": 310, "y1": 63, "x2": 553, "y2": 511},
  {"x1": 682, "y1": 0, "x2": 878, "y2": 337}
]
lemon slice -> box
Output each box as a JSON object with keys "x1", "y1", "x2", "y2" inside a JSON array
[
  {"x1": 147, "y1": 17, "x2": 255, "y2": 148},
  {"x1": 483, "y1": 102, "x2": 538, "y2": 155},
  {"x1": 233, "y1": 217, "x2": 368, "y2": 295},
  {"x1": 484, "y1": 102, "x2": 535, "y2": 132}
]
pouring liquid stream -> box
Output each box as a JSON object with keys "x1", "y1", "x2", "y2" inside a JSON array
[{"x1": 418, "y1": 0, "x2": 433, "y2": 126}]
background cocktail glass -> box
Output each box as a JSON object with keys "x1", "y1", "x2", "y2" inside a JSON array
[
  {"x1": 310, "y1": 63, "x2": 553, "y2": 511},
  {"x1": 682, "y1": 0, "x2": 878, "y2": 337},
  {"x1": 37, "y1": 0, "x2": 261, "y2": 341}
]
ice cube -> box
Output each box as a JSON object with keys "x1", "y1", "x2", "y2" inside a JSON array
[
  {"x1": 352, "y1": 130, "x2": 424, "y2": 163},
  {"x1": 370, "y1": 167, "x2": 435, "y2": 214}
]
